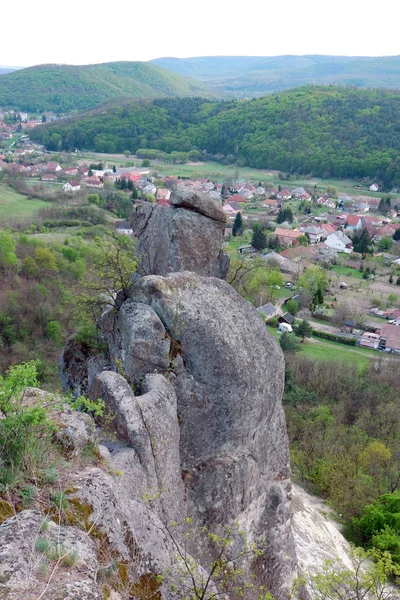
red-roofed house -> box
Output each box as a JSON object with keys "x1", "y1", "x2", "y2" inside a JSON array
[
  {"x1": 276, "y1": 189, "x2": 292, "y2": 201},
  {"x1": 156, "y1": 188, "x2": 171, "y2": 203},
  {"x1": 274, "y1": 228, "x2": 303, "y2": 246},
  {"x1": 346, "y1": 214, "x2": 362, "y2": 230},
  {"x1": 229, "y1": 194, "x2": 247, "y2": 204}
]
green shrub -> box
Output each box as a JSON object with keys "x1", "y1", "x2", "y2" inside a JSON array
[
  {"x1": 312, "y1": 329, "x2": 357, "y2": 346},
  {"x1": 0, "y1": 361, "x2": 56, "y2": 488}
]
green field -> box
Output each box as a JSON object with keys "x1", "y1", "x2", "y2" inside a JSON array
[
  {"x1": 0, "y1": 185, "x2": 49, "y2": 220},
  {"x1": 266, "y1": 325, "x2": 380, "y2": 370},
  {"x1": 330, "y1": 264, "x2": 364, "y2": 279}
]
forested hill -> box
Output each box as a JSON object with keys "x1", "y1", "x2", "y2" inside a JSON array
[
  {"x1": 150, "y1": 55, "x2": 400, "y2": 97},
  {"x1": 31, "y1": 86, "x2": 400, "y2": 186},
  {"x1": 0, "y1": 62, "x2": 213, "y2": 113}
]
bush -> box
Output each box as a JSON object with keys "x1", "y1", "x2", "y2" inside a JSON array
[
  {"x1": 312, "y1": 329, "x2": 357, "y2": 345},
  {"x1": 0, "y1": 361, "x2": 56, "y2": 488},
  {"x1": 280, "y1": 332, "x2": 302, "y2": 353}
]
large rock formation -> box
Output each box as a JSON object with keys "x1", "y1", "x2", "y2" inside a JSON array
[
  {"x1": 57, "y1": 189, "x2": 298, "y2": 598},
  {"x1": 132, "y1": 186, "x2": 229, "y2": 279}
]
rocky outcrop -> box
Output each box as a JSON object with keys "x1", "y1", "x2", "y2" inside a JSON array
[
  {"x1": 132, "y1": 186, "x2": 229, "y2": 279},
  {"x1": 0, "y1": 509, "x2": 100, "y2": 600},
  {"x1": 57, "y1": 191, "x2": 299, "y2": 597},
  {"x1": 99, "y1": 299, "x2": 171, "y2": 385},
  {"x1": 90, "y1": 372, "x2": 185, "y2": 526},
  {"x1": 59, "y1": 337, "x2": 113, "y2": 397}
]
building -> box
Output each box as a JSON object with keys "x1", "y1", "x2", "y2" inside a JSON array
[
  {"x1": 299, "y1": 225, "x2": 325, "y2": 245},
  {"x1": 379, "y1": 324, "x2": 400, "y2": 353},
  {"x1": 324, "y1": 231, "x2": 353, "y2": 253},
  {"x1": 274, "y1": 228, "x2": 303, "y2": 246},
  {"x1": 63, "y1": 180, "x2": 81, "y2": 193},
  {"x1": 359, "y1": 331, "x2": 380, "y2": 349}
]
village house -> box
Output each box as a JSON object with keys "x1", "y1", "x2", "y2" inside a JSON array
[
  {"x1": 43, "y1": 161, "x2": 62, "y2": 172},
  {"x1": 63, "y1": 180, "x2": 81, "y2": 193},
  {"x1": 237, "y1": 245, "x2": 256, "y2": 255},
  {"x1": 355, "y1": 202, "x2": 369, "y2": 213},
  {"x1": 291, "y1": 187, "x2": 307, "y2": 198},
  {"x1": 324, "y1": 230, "x2": 353, "y2": 253},
  {"x1": 276, "y1": 189, "x2": 292, "y2": 201},
  {"x1": 228, "y1": 193, "x2": 247, "y2": 204},
  {"x1": 41, "y1": 173, "x2": 57, "y2": 182},
  {"x1": 156, "y1": 188, "x2": 171, "y2": 203},
  {"x1": 257, "y1": 303, "x2": 279, "y2": 319},
  {"x1": 268, "y1": 187, "x2": 278, "y2": 198},
  {"x1": 369, "y1": 183, "x2": 379, "y2": 192},
  {"x1": 278, "y1": 313, "x2": 296, "y2": 327},
  {"x1": 223, "y1": 202, "x2": 243, "y2": 216},
  {"x1": 359, "y1": 331, "x2": 380, "y2": 349},
  {"x1": 86, "y1": 176, "x2": 104, "y2": 189},
  {"x1": 274, "y1": 227, "x2": 303, "y2": 246},
  {"x1": 263, "y1": 199, "x2": 279, "y2": 210},
  {"x1": 299, "y1": 192, "x2": 312, "y2": 202},
  {"x1": 114, "y1": 220, "x2": 133, "y2": 235},
  {"x1": 299, "y1": 225, "x2": 326, "y2": 245},
  {"x1": 261, "y1": 251, "x2": 299, "y2": 276},
  {"x1": 379, "y1": 324, "x2": 400, "y2": 353},
  {"x1": 346, "y1": 214, "x2": 362, "y2": 230}
]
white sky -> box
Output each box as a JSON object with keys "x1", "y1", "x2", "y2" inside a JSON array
[{"x1": 3, "y1": 0, "x2": 400, "y2": 68}]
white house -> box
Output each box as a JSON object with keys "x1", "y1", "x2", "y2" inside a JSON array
[
  {"x1": 324, "y1": 231, "x2": 353, "y2": 253},
  {"x1": 63, "y1": 180, "x2": 81, "y2": 193},
  {"x1": 299, "y1": 225, "x2": 325, "y2": 245},
  {"x1": 369, "y1": 183, "x2": 379, "y2": 192}
]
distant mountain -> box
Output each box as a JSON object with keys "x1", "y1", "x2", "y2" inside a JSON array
[
  {"x1": 150, "y1": 55, "x2": 400, "y2": 97},
  {"x1": 0, "y1": 62, "x2": 214, "y2": 113},
  {"x1": 0, "y1": 67, "x2": 21, "y2": 76}
]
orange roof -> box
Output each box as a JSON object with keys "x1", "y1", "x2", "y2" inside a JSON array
[
  {"x1": 346, "y1": 215, "x2": 360, "y2": 226},
  {"x1": 274, "y1": 228, "x2": 303, "y2": 238}
]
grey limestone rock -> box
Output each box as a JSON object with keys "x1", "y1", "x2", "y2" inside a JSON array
[
  {"x1": 89, "y1": 371, "x2": 185, "y2": 526},
  {"x1": 132, "y1": 186, "x2": 229, "y2": 279},
  {"x1": 55, "y1": 405, "x2": 95, "y2": 457},
  {"x1": 0, "y1": 509, "x2": 100, "y2": 600},
  {"x1": 99, "y1": 298, "x2": 171, "y2": 384},
  {"x1": 121, "y1": 271, "x2": 297, "y2": 596}
]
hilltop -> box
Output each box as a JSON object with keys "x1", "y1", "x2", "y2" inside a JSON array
[
  {"x1": 150, "y1": 55, "x2": 400, "y2": 97},
  {"x1": 0, "y1": 61, "x2": 213, "y2": 113},
  {"x1": 30, "y1": 86, "x2": 400, "y2": 186}
]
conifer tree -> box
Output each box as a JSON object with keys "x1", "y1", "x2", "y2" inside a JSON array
[{"x1": 232, "y1": 212, "x2": 244, "y2": 236}]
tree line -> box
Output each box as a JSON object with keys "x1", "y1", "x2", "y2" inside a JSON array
[{"x1": 31, "y1": 86, "x2": 400, "y2": 187}]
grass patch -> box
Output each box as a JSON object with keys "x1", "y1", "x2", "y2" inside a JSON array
[
  {"x1": 0, "y1": 184, "x2": 48, "y2": 220},
  {"x1": 331, "y1": 264, "x2": 364, "y2": 279},
  {"x1": 267, "y1": 325, "x2": 377, "y2": 370}
]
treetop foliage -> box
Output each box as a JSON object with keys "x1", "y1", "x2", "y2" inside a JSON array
[{"x1": 31, "y1": 86, "x2": 400, "y2": 187}]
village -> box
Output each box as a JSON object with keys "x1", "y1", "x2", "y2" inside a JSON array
[{"x1": 1, "y1": 111, "x2": 400, "y2": 357}]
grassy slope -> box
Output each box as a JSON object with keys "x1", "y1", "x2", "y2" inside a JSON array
[
  {"x1": 0, "y1": 185, "x2": 48, "y2": 220},
  {"x1": 0, "y1": 62, "x2": 213, "y2": 112},
  {"x1": 266, "y1": 325, "x2": 377, "y2": 370}
]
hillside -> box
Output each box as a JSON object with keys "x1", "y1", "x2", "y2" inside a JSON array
[
  {"x1": 150, "y1": 55, "x2": 400, "y2": 97},
  {"x1": 0, "y1": 61, "x2": 213, "y2": 113},
  {"x1": 0, "y1": 66, "x2": 20, "y2": 76},
  {"x1": 31, "y1": 86, "x2": 400, "y2": 187}
]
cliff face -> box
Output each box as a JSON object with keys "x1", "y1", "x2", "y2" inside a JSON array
[{"x1": 57, "y1": 187, "x2": 298, "y2": 597}]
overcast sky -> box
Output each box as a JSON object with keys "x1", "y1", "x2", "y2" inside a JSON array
[{"x1": 3, "y1": 0, "x2": 399, "y2": 68}]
